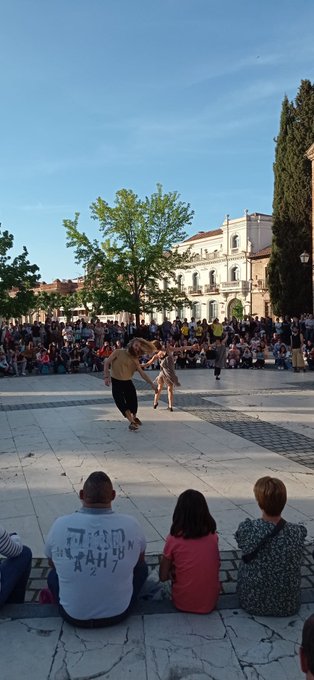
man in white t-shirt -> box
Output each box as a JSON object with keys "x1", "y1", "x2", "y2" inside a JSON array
[{"x1": 45, "y1": 471, "x2": 148, "y2": 627}]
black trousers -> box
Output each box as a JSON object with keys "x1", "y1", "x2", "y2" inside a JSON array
[
  {"x1": 111, "y1": 377, "x2": 138, "y2": 417},
  {"x1": 214, "y1": 366, "x2": 221, "y2": 377}
]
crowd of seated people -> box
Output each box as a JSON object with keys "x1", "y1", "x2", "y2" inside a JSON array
[
  {"x1": 1, "y1": 313, "x2": 314, "y2": 376},
  {"x1": 0, "y1": 472, "x2": 310, "y2": 634}
]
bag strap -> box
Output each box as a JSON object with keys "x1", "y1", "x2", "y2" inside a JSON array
[{"x1": 242, "y1": 519, "x2": 286, "y2": 564}]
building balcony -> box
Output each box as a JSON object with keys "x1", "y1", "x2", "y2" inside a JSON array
[
  {"x1": 204, "y1": 284, "x2": 219, "y2": 294},
  {"x1": 187, "y1": 286, "x2": 203, "y2": 295},
  {"x1": 220, "y1": 280, "x2": 250, "y2": 294}
]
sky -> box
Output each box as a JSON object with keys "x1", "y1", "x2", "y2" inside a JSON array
[{"x1": 0, "y1": 0, "x2": 314, "y2": 281}]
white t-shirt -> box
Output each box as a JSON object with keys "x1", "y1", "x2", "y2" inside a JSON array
[{"x1": 45, "y1": 508, "x2": 146, "y2": 620}]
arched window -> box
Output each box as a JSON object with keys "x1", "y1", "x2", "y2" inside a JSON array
[
  {"x1": 192, "y1": 272, "x2": 199, "y2": 292},
  {"x1": 192, "y1": 302, "x2": 201, "y2": 319},
  {"x1": 176, "y1": 306, "x2": 184, "y2": 319},
  {"x1": 177, "y1": 274, "x2": 184, "y2": 292},
  {"x1": 209, "y1": 270, "x2": 216, "y2": 286},
  {"x1": 209, "y1": 300, "x2": 218, "y2": 321},
  {"x1": 231, "y1": 265, "x2": 240, "y2": 282},
  {"x1": 231, "y1": 234, "x2": 240, "y2": 249}
]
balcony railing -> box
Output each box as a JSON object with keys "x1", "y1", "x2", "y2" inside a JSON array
[
  {"x1": 204, "y1": 284, "x2": 219, "y2": 294},
  {"x1": 221, "y1": 280, "x2": 250, "y2": 293},
  {"x1": 188, "y1": 286, "x2": 203, "y2": 295}
]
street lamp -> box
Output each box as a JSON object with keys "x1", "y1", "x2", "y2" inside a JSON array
[
  {"x1": 300, "y1": 251, "x2": 314, "y2": 313},
  {"x1": 300, "y1": 251, "x2": 310, "y2": 265}
]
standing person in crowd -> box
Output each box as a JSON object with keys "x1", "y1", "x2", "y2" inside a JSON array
[
  {"x1": 212, "y1": 335, "x2": 227, "y2": 380},
  {"x1": 159, "y1": 489, "x2": 220, "y2": 614},
  {"x1": 291, "y1": 325, "x2": 306, "y2": 373},
  {"x1": 235, "y1": 476, "x2": 307, "y2": 616},
  {"x1": 0, "y1": 526, "x2": 32, "y2": 607},
  {"x1": 103, "y1": 338, "x2": 157, "y2": 431},
  {"x1": 300, "y1": 615, "x2": 314, "y2": 679},
  {"x1": 44, "y1": 471, "x2": 148, "y2": 627}
]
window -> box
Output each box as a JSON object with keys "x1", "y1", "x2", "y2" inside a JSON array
[
  {"x1": 192, "y1": 302, "x2": 201, "y2": 319},
  {"x1": 231, "y1": 234, "x2": 240, "y2": 249},
  {"x1": 209, "y1": 300, "x2": 218, "y2": 321},
  {"x1": 231, "y1": 266, "x2": 240, "y2": 282},
  {"x1": 209, "y1": 270, "x2": 216, "y2": 286},
  {"x1": 176, "y1": 306, "x2": 184, "y2": 320},
  {"x1": 177, "y1": 274, "x2": 184, "y2": 292},
  {"x1": 192, "y1": 272, "x2": 200, "y2": 292}
]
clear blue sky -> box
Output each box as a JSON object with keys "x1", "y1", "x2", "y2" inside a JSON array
[{"x1": 1, "y1": 0, "x2": 313, "y2": 281}]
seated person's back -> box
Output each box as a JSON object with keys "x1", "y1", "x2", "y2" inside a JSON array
[
  {"x1": 45, "y1": 471, "x2": 147, "y2": 625},
  {"x1": 235, "y1": 476, "x2": 306, "y2": 616}
]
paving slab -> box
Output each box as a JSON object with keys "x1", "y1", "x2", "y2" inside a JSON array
[{"x1": 1, "y1": 605, "x2": 313, "y2": 680}]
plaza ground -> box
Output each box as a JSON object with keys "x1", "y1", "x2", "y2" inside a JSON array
[{"x1": 0, "y1": 368, "x2": 314, "y2": 679}]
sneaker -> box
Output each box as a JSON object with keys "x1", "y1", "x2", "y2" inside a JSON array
[
  {"x1": 39, "y1": 588, "x2": 56, "y2": 604},
  {"x1": 129, "y1": 423, "x2": 139, "y2": 432},
  {"x1": 216, "y1": 376, "x2": 220, "y2": 380},
  {"x1": 134, "y1": 417, "x2": 142, "y2": 426}
]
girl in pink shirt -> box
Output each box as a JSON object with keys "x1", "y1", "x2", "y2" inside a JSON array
[{"x1": 159, "y1": 490, "x2": 220, "y2": 614}]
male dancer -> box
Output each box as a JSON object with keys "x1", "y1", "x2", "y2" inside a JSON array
[{"x1": 104, "y1": 338, "x2": 157, "y2": 431}]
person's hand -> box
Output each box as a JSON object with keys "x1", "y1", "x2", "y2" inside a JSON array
[{"x1": 104, "y1": 376, "x2": 111, "y2": 387}]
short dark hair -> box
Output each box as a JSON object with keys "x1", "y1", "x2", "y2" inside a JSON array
[
  {"x1": 254, "y1": 476, "x2": 287, "y2": 516},
  {"x1": 170, "y1": 489, "x2": 216, "y2": 539},
  {"x1": 302, "y1": 615, "x2": 314, "y2": 674},
  {"x1": 83, "y1": 471, "x2": 112, "y2": 503}
]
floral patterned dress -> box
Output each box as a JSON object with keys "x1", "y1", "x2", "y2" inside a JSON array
[{"x1": 235, "y1": 517, "x2": 307, "y2": 616}]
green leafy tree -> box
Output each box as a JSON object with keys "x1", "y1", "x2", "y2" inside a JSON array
[
  {"x1": 231, "y1": 299, "x2": 244, "y2": 321},
  {"x1": 268, "y1": 80, "x2": 314, "y2": 315},
  {"x1": 0, "y1": 228, "x2": 40, "y2": 319},
  {"x1": 64, "y1": 184, "x2": 194, "y2": 324}
]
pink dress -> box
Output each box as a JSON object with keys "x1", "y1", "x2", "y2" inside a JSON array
[{"x1": 163, "y1": 533, "x2": 220, "y2": 613}]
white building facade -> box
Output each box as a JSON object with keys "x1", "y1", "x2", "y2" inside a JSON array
[{"x1": 153, "y1": 211, "x2": 273, "y2": 323}]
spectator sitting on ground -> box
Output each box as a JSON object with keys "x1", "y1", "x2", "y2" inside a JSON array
[
  {"x1": 235, "y1": 476, "x2": 307, "y2": 616},
  {"x1": 11, "y1": 346, "x2": 27, "y2": 376},
  {"x1": 227, "y1": 344, "x2": 240, "y2": 368},
  {"x1": 241, "y1": 345, "x2": 252, "y2": 368},
  {"x1": 305, "y1": 341, "x2": 314, "y2": 370},
  {"x1": 36, "y1": 347, "x2": 50, "y2": 373},
  {"x1": 186, "y1": 343, "x2": 199, "y2": 368},
  {"x1": 0, "y1": 350, "x2": 10, "y2": 376},
  {"x1": 277, "y1": 344, "x2": 289, "y2": 370},
  {"x1": 44, "y1": 471, "x2": 148, "y2": 628},
  {"x1": 300, "y1": 615, "x2": 314, "y2": 679},
  {"x1": 159, "y1": 489, "x2": 220, "y2": 614},
  {"x1": 0, "y1": 525, "x2": 32, "y2": 607},
  {"x1": 254, "y1": 345, "x2": 265, "y2": 369}
]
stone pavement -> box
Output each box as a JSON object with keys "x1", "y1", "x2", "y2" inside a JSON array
[{"x1": 1, "y1": 368, "x2": 314, "y2": 678}]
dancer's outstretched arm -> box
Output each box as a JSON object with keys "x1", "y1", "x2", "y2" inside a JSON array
[
  {"x1": 136, "y1": 363, "x2": 158, "y2": 392},
  {"x1": 142, "y1": 352, "x2": 161, "y2": 368}
]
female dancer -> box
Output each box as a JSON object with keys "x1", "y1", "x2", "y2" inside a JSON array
[
  {"x1": 144, "y1": 342, "x2": 198, "y2": 411},
  {"x1": 104, "y1": 338, "x2": 157, "y2": 431}
]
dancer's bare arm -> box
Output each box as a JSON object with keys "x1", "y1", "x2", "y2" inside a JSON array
[
  {"x1": 142, "y1": 352, "x2": 160, "y2": 368},
  {"x1": 103, "y1": 350, "x2": 118, "y2": 386},
  {"x1": 136, "y1": 363, "x2": 158, "y2": 391}
]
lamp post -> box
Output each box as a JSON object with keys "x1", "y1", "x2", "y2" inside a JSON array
[{"x1": 299, "y1": 251, "x2": 314, "y2": 313}]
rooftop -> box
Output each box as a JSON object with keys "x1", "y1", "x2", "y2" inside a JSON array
[
  {"x1": 183, "y1": 228, "x2": 223, "y2": 243},
  {"x1": 250, "y1": 245, "x2": 272, "y2": 259}
]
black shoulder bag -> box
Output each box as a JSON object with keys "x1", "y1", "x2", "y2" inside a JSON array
[{"x1": 242, "y1": 519, "x2": 286, "y2": 564}]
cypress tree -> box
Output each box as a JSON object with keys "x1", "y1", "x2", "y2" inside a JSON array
[{"x1": 268, "y1": 80, "x2": 314, "y2": 316}]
